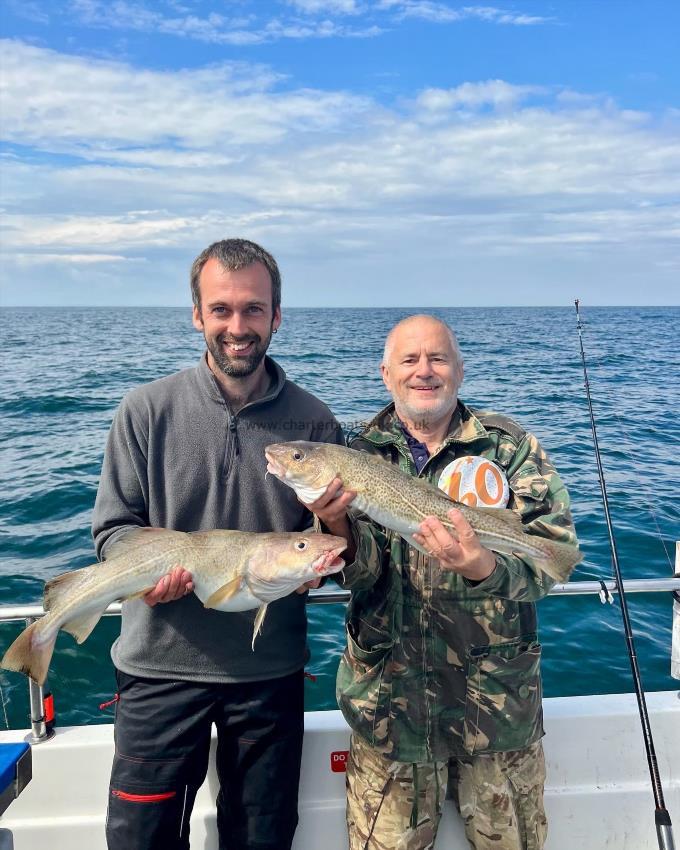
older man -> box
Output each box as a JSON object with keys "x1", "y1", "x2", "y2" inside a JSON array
[{"x1": 309, "y1": 315, "x2": 579, "y2": 850}]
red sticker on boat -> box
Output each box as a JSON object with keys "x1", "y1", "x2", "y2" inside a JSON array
[
  {"x1": 43, "y1": 693, "x2": 55, "y2": 723},
  {"x1": 330, "y1": 750, "x2": 348, "y2": 772}
]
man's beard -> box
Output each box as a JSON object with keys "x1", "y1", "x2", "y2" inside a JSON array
[
  {"x1": 395, "y1": 393, "x2": 457, "y2": 431},
  {"x1": 206, "y1": 328, "x2": 272, "y2": 378}
]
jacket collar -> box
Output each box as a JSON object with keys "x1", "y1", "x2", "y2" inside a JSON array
[
  {"x1": 360, "y1": 399, "x2": 488, "y2": 449},
  {"x1": 196, "y1": 352, "x2": 287, "y2": 410}
]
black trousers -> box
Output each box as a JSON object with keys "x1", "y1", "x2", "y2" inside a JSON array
[{"x1": 106, "y1": 669, "x2": 304, "y2": 850}]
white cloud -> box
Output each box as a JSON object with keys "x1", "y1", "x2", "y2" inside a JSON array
[
  {"x1": 462, "y1": 5, "x2": 549, "y2": 25},
  {"x1": 1, "y1": 40, "x2": 372, "y2": 150},
  {"x1": 4, "y1": 0, "x2": 553, "y2": 53},
  {"x1": 11, "y1": 252, "x2": 134, "y2": 264},
  {"x1": 381, "y1": 1, "x2": 461, "y2": 22},
  {"x1": 416, "y1": 80, "x2": 544, "y2": 112},
  {"x1": 3, "y1": 212, "x2": 197, "y2": 250},
  {"x1": 286, "y1": 0, "x2": 361, "y2": 13},
  {"x1": 379, "y1": 2, "x2": 549, "y2": 25},
  {"x1": 1, "y1": 41, "x2": 679, "y2": 305},
  {"x1": 68, "y1": 0, "x2": 381, "y2": 44},
  {"x1": 5, "y1": 0, "x2": 50, "y2": 23},
  {"x1": 61, "y1": 0, "x2": 550, "y2": 44}
]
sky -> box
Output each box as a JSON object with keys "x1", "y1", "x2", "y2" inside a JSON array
[{"x1": 1, "y1": 0, "x2": 679, "y2": 307}]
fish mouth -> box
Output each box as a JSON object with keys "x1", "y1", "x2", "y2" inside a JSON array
[
  {"x1": 311, "y1": 544, "x2": 347, "y2": 575},
  {"x1": 264, "y1": 449, "x2": 286, "y2": 479}
]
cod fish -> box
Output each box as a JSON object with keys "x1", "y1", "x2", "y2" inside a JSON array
[
  {"x1": 1, "y1": 527, "x2": 346, "y2": 685},
  {"x1": 265, "y1": 441, "x2": 582, "y2": 583}
]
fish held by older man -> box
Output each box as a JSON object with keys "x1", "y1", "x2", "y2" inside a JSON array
[
  {"x1": 265, "y1": 441, "x2": 582, "y2": 583},
  {"x1": 1, "y1": 527, "x2": 346, "y2": 685}
]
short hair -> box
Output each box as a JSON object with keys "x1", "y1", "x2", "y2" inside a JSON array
[
  {"x1": 382, "y1": 315, "x2": 462, "y2": 365},
  {"x1": 190, "y1": 239, "x2": 281, "y2": 312}
]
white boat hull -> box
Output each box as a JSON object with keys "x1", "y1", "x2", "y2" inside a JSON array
[{"x1": 1, "y1": 691, "x2": 678, "y2": 849}]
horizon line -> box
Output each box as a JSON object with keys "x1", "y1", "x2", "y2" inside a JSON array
[{"x1": 1, "y1": 304, "x2": 678, "y2": 310}]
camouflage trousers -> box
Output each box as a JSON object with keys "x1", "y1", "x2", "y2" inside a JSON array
[{"x1": 346, "y1": 733, "x2": 547, "y2": 850}]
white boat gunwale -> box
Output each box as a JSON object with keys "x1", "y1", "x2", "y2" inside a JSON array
[
  {"x1": 1, "y1": 576, "x2": 680, "y2": 745},
  {"x1": 1, "y1": 572, "x2": 679, "y2": 848}
]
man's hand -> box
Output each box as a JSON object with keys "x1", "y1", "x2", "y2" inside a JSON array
[
  {"x1": 304, "y1": 478, "x2": 356, "y2": 527},
  {"x1": 303, "y1": 477, "x2": 357, "y2": 562},
  {"x1": 144, "y1": 566, "x2": 194, "y2": 607},
  {"x1": 413, "y1": 509, "x2": 496, "y2": 582}
]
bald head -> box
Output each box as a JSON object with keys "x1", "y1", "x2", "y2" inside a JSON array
[
  {"x1": 382, "y1": 315, "x2": 462, "y2": 366},
  {"x1": 380, "y1": 315, "x2": 464, "y2": 432}
]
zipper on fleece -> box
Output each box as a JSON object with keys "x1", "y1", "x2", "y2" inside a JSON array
[
  {"x1": 229, "y1": 415, "x2": 240, "y2": 457},
  {"x1": 222, "y1": 413, "x2": 239, "y2": 478}
]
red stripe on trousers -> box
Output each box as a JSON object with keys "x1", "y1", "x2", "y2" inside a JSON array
[{"x1": 111, "y1": 789, "x2": 177, "y2": 803}]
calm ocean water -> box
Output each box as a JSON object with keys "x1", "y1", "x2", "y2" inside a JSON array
[{"x1": 1, "y1": 306, "x2": 679, "y2": 729}]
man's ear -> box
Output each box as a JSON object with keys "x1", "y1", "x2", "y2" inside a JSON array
[
  {"x1": 192, "y1": 304, "x2": 204, "y2": 331},
  {"x1": 380, "y1": 363, "x2": 391, "y2": 393},
  {"x1": 272, "y1": 305, "x2": 282, "y2": 333}
]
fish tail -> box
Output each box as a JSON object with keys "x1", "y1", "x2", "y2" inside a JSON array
[
  {"x1": 535, "y1": 538, "x2": 583, "y2": 583},
  {"x1": 1, "y1": 619, "x2": 57, "y2": 685}
]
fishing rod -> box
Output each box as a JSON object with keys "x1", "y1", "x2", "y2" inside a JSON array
[{"x1": 574, "y1": 299, "x2": 675, "y2": 850}]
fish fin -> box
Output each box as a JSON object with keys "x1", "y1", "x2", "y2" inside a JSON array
[
  {"x1": 1, "y1": 620, "x2": 55, "y2": 685},
  {"x1": 491, "y1": 533, "x2": 583, "y2": 584},
  {"x1": 105, "y1": 527, "x2": 183, "y2": 560},
  {"x1": 61, "y1": 609, "x2": 106, "y2": 644},
  {"x1": 403, "y1": 534, "x2": 430, "y2": 556},
  {"x1": 44, "y1": 567, "x2": 90, "y2": 612},
  {"x1": 204, "y1": 576, "x2": 243, "y2": 609},
  {"x1": 534, "y1": 539, "x2": 584, "y2": 583},
  {"x1": 251, "y1": 604, "x2": 268, "y2": 650}
]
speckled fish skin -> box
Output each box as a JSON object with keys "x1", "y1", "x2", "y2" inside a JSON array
[
  {"x1": 1, "y1": 527, "x2": 346, "y2": 685},
  {"x1": 265, "y1": 441, "x2": 582, "y2": 582}
]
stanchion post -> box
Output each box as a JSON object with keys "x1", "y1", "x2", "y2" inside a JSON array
[
  {"x1": 672, "y1": 542, "x2": 680, "y2": 681},
  {"x1": 25, "y1": 617, "x2": 55, "y2": 744}
]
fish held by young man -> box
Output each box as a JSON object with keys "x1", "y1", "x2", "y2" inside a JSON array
[
  {"x1": 265, "y1": 441, "x2": 582, "y2": 583},
  {"x1": 1, "y1": 527, "x2": 346, "y2": 685}
]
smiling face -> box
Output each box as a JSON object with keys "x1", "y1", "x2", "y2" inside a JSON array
[
  {"x1": 381, "y1": 316, "x2": 463, "y2": 430},
  {"x1": 192, "y1": 258, "x2": 281, "y2": 379}
]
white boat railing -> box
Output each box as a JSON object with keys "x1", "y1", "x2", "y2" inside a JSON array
[{"x1": 2, "y1": 576, "x2": 679, "y2": 745}]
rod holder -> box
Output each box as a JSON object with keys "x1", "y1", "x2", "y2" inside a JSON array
[
  {"x1": 25, "y1": 618, "x2": 55, "y2": 745},
  {"x1": 673, "y1": 543, "x2": 680, "y2": 681}
]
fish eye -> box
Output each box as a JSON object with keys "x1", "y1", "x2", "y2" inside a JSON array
[
  {"x1": 293, "y1": 450, "x2": 303, "y2": 461},
  {"x1": 295, "y1": 540, "x2": 308, "y2": 550}
]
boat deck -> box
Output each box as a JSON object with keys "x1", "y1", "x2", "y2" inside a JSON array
[{"x1": 0, "y1": 690, "x2": 678, "y2": 849}]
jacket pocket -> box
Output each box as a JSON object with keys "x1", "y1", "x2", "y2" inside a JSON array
[
  {"x1": 509, "y1": 468, "x2": 548, "y2": 505},
  {"x1": 337, "y1": 625, "x2": 393, "y2": 749},
  {"x1": 462, "y1": 639, "x2": 543, "y2": 755}
]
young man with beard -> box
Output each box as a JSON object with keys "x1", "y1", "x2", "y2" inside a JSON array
[
  {"x1": 93, "y1": 239, "x2": 343, "y2": 850},
  {"x1": 306, "y1": 315, "x2": 579, "y2": 850}
]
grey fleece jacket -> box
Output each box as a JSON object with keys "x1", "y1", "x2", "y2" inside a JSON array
[{"x1": 92, "y1": 354, "x2": 343, "y2": 683}]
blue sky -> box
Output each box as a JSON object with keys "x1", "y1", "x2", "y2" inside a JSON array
[{"x1": 1, "y1": 1, "x2": 679, "y2": 306}]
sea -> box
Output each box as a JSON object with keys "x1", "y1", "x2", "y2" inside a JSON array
[{"x1": 1, "y1": 306, "x2": 678, "y2": 730}]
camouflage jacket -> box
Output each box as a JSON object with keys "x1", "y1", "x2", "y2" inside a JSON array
[{"x1": 336, "y1": 401, "x2": 578, "y2": 763}]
